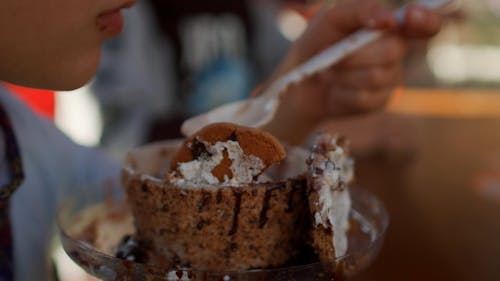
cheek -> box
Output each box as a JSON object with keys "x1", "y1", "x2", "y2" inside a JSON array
[
  {"x1": 0, "y1": 1, "x2": 105, "y2": 90},
  {"x1": 42, "y1": 5, "x2": 106, "y2": 89}
]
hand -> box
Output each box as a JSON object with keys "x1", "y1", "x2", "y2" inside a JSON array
[{"x1": 264, "y1": 0, "x2": 443, "y2": 144}]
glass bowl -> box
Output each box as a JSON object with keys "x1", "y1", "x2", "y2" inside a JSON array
[{"x1": 57, "y1": 182, "x2": 388, "y2": 281}]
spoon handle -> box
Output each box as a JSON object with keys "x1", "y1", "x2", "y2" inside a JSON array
[
  {"x1": 181, "y1": 0, "x2": 454, "y2": 136},
  {"x1": 262, "y1": 0, "x2": 454, "y2": 100}
]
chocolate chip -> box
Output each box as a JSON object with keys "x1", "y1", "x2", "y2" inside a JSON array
[
  {"x1": 228, "y1": 130, "x2": 238, "y2": 141},
  {"x1": 197, "y1": 220, "x2": 207, "y2": 230},
  {"x1": 190, "y1": 138, "x2": 211, "y2": 159},
  {"x1": 314, "y1": 167, "x2": 324, "y2": 175}
]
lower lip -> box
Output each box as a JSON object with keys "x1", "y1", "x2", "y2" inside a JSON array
[{"x1": 96, "y1": 10, "x2": 124, "y2": 35}]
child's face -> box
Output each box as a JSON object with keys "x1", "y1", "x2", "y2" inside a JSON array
[{"x1": 0, "y1": 0, "x2": 136, "y2": 90}]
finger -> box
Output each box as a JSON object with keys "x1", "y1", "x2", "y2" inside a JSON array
[
  {"x1": 400, "y1": 5, "x2": 443, "y2": 38},
  {"x1": 336, "y1": 35, "x2": 407, "y2": 68},
  {"x1": 293, "y1": 0, "x2": 397, "y2": 61},
  {"x1": 322, "y1": 0, "x2": 397, "y2": 34},
  {"x1": 328, "y1": 62, "x2": 403, "y2": 91}
]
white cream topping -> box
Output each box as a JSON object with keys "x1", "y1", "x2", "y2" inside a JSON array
[
  {"x1": 172, "y1": 140, "x2": 265, "y2": 186},
  {"x1": 310, "y1": 136, "x2": 353, "y2": 258},
  {"x1": 166, "y1": 270, "x2": 191, "y2": 281}
]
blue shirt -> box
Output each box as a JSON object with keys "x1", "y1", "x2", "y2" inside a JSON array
[{"x1": 0, "y1": 86, "x2": 119, "y2": 280}]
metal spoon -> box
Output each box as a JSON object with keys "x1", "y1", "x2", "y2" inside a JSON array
[{"x1": 181, "y1": 0, "x2": 453, "y2": 136}]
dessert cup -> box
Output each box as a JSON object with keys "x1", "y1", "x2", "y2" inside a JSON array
[
  {"x1": 121, "y1": 140, "x2": 310, "y2": 271},
  {"x1": 58, "y1": 180, "x2": 388, "y2": 280}
]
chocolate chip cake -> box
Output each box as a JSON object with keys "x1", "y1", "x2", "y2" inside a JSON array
[
  {"x1": 121, "y1": 123, "x2": 355, "y2": 272},
  {"x1": 122, "y1": 124, "x2": 310, "y2": 271},
  {"x1": 307, "y1": 133, "x2": 354, "y2": 261}
]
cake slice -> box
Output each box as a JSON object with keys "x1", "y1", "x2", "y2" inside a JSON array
[{"x1": 307, "y1": 133, "x2": 354, "y2": 261}]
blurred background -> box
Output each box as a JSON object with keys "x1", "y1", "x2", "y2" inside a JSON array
[
  {"x1": 4, "y1": 0, "x2": 500, "y2": 280},
  {"x1": 53, "y1": 0, "x2": 500, "y2": 151}
]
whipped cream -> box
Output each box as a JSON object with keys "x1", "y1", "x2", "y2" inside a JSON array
[
  {"x1": 171, "y1": 139, "x2": 265, "y2": 186},
  {"x1": 309, "y1": 134, "x2": 353, "y2": 258}
]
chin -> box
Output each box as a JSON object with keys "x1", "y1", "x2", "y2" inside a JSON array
[
  {"x1": 51, "y1": 51, "x2": 102, "y2": 91},
  {"x1": 18, "y1": 70, "x2": 97, "y2": 92},
  {"x1": 19, "y1": 50, "x2": 101, "y2": 91},
  {"x1": 50, "y1": 71, "x2": 97, "y2": 91}
]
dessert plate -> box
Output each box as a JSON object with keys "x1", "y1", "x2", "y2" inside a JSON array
[{"x1": 58, "y1": 183, "x2": 388, "y2": 281}]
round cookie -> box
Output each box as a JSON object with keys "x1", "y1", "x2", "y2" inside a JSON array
[{"x1": 170, "y1": 122, "x2": 286, "y2": 181}]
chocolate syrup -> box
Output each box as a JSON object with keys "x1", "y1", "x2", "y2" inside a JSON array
[
  {"x1": 285, "y1": 188, "x2": 298, "y2": 213},
  {"x1": 198, "y1": 191, "x2": 211, "y2": 212},
  {"x1": 228, "y1": 188, "x2": 242, "y2": 235},
  {"x1": 216, "y1": 189, "x2": 223, "y2": 204},
  {"x1": 287, "y1": 178, "x2": 306, "y2": 212},
  {"x1": 259, "y1": 183, "x2": 285, "y2": 228}
]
